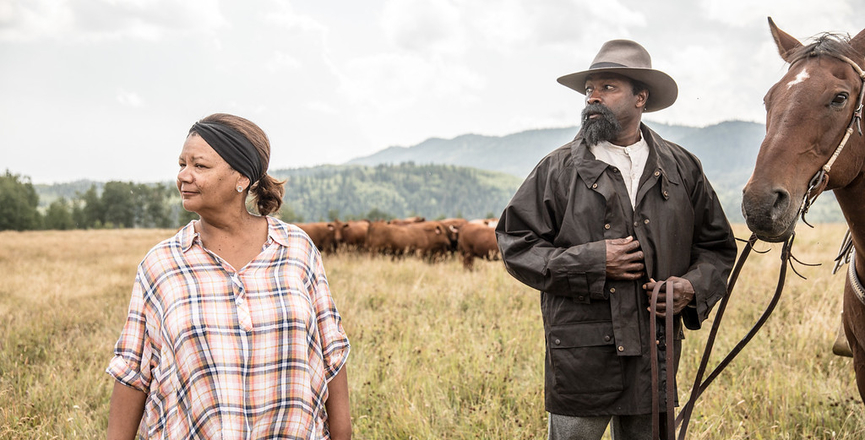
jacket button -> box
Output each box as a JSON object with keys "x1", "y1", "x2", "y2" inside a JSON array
[
  {"x1": 654, "y1": 170, "x2": 660, "y2": 177},
  {"x1": 577, "y1": 295, "x2": 585, "y2": 301},
  {"x1": 604, "y1": 335, "x2": 612, "y2": 342},
  {"x1": 592, "y1": 183, "x2": 598, "y2": 189},
  {"x1": 663, "y1": 190, "x2": 669, "y2": 197},
  {"x1": 644, "y1": 218, "x2": 650, "y2": 224},
  {"x1": 618, "y1": 345, "x2": 625, "y2": 352},
  {"x1": 610, "y1": 287, "x2": 616, "y2": 293},
  {"x1": 604, "y1": 224, "x2": 611, "y2": 230},
  {"x1": 633, "y1": 221, "x2": 639, "y2": 227},
  {"x1": 555, "y1": 339, "x2": 561, "y2": 345}
]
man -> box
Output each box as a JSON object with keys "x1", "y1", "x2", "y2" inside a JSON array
[{"x1": 495, "y1": 40, "x2": 737, "y2": 439}]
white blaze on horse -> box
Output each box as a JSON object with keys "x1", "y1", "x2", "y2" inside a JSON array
[{"x1": 741, "y1": 18, "x2": 865, "y2": 401}]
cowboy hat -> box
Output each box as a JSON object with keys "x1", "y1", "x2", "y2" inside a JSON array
[{"x1": 557, "y1": 39, "x2": 678, "y2": 112}]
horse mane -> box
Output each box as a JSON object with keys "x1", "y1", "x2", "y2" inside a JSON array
[{"x1": 787, "y1": 32, "x2": 862, "y2": 66}]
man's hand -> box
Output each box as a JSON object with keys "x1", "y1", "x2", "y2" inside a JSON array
[
  {"x1": 643, "y1": 276, "x2": 695, "y2": 318},
  {"x1": 605, "y1": 236, "x2": 645, "y2": 280}
]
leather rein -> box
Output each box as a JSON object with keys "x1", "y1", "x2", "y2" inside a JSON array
[{"x1": 650, "y1": 52, "x2": 865, "y2": 440}]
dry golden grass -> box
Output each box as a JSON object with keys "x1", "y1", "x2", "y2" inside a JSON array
[{"x1": 0, "y1": 224, "x2": 863, "y2": 439}]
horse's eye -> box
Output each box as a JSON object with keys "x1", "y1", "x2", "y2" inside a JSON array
[{"x1": 831, "y1": 93, "x2": 848, "y2": 106}]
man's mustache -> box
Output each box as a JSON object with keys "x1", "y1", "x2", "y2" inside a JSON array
[{"x1": 581, "y1": 103, "x2": 616, "y2": 124}]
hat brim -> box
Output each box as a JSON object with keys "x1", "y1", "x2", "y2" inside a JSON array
[{"x1": 557, "y1": 67, "x2": 678, "y2": 112}]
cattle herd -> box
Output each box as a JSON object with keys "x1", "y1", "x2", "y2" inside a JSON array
[{"x1": 292, "y1": 217, "x2": 500, "y2": 269}]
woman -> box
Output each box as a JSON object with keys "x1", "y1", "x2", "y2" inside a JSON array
[{"x1": 106, "y1": 113, "x2": 351, "y2": 439}]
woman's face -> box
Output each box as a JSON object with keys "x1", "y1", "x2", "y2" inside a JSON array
[{"x1": 176, "y1": 133, "x2": 246, "y2": 215}]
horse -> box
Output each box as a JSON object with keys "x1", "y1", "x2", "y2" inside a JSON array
[{"x1": 741, "y1": 17, "x2": 865, "y2": 401}]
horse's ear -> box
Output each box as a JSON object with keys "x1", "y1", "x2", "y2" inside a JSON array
[
  {"x1": 768, "y1": 17, "x2": 802, "y2": 63},
  {"x1": 849, "y1": 27, "x2": 865, "y2": 59}
]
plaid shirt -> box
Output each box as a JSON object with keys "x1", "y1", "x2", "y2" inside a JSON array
[{"x1": 107, "y1": 217, "x2": 350, "y2": 439}]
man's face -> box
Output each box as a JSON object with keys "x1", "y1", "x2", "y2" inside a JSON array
[{"x1": 579, "y1": 73, "x2": 644, "y2": 146}]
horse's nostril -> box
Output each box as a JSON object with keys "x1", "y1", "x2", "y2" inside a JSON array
[{"x1": 771, "y1": 188, "x2": 790, "y2": 213}]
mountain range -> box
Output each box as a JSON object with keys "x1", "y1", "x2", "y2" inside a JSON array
[{"x1": 341, "y1": 120, "x2": 843, "y2": 223}]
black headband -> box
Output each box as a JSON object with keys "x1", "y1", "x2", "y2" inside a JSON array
[{"x1": 189, "y1": 121, "x2": 264, "y2": 185}]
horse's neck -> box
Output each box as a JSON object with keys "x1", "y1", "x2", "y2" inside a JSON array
[{"x1": 833, "y1": 172, "x2": 865, "y2": 260}]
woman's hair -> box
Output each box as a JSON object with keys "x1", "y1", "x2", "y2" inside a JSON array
[{"x1": 199, "y1": 113, "x2": 286, "y2": 216}]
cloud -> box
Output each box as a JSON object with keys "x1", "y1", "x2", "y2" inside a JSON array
[
  {"x1": 381, "y1": 0, "x2": 465, "y2": 56},
  {"x1": 265, "y1": 50, "x2": 302, "y2": 73},
  {"x1": 525, "y1": 0, "x2": 646, "y2": 48},
  {"x1": 264, "y1": 1, "x2": 327, "y2": 34},
  {"x1": 0, "y1": 0, "x2": 226, "y2": 43},
  {"x1": 699, "y1": 0, "x2": 855, "y2": 33},
  {"x1": 337, "y1": 52, "x2": 485, "y2": 113},
  {"x1": 116, "y1": 88, "x2": 143, "y2": 107}
]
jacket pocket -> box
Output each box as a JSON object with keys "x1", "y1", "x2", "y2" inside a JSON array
[{"x1": 548, "y1": 321, "x2": 624, "y2": 395}]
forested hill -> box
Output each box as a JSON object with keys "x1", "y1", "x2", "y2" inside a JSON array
[{"x1": 269, "y1": 163, "x2": 523, "y2": 222}]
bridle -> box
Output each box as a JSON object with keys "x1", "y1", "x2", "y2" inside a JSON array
[
  {"x1": 797, "y1": 51, "x2": 865, "y2": 223},
  {"x1": 651, "y1": 51, "x2": 865, "y2": 440}
]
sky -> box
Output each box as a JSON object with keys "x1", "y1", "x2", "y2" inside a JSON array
[{"x1": 1, "y1": 0, "x2": 863, "y2": 184}]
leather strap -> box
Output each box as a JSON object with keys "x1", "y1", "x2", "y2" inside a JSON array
[
  {"x1": 848, "y1": 250, "x2": 865, "y2": 305},
  {"x1": 676, "y1": 233, "x2": 792, "y2": 439},
  {"x1": 650, "y1": 280, "x2": 676, "y2": 439}
]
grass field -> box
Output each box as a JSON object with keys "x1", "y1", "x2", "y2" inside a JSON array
[{"x1": 1, "y1": 224, "x2": 863, "y2": 439}]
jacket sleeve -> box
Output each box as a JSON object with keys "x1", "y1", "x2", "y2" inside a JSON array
[
  {"x1": 679, "y1": 167, "x2": 738, "y2": 330},
  {"x1": 495, "y1": 160, "x2": 607, "y2": 298}
]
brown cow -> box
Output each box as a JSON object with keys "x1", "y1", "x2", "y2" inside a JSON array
[
  {"x1": 437, "y1": 218, "x2": 465, "y2": 254},
  {"x1": 468, "y1": 218, "x2": 499, "y2": 228},
  {"x1": 294, "y1": 221, "x2": 342, "y2": 254},
  {"x1": 439, "y1": 218, "x2": 468, "y2": 230},
  {"x1": 366, "y1": 220, "x2": 452, "y2": 259},
  {"x1": 457, "y1": 222, "x2": 500, "y2": 269},
  {"x1": 387, "y1": 216, "x2": 425, "y2": 226},
  {"x1": 338, "y1": 219, "x2": 370, "y2": 251}
]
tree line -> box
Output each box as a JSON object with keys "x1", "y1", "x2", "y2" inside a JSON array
[
  {"x1": 2, "y1": 164, "x2": 522, "y2": 231},
  {"x1": 272, "y1": 163, "x2": 520, "y2": 223},
  {"x1": 1, "y1": 170, "x2": 196, "y2": 231}
]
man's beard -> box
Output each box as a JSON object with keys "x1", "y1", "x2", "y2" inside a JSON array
[{"x1": 579, "y1": 103, "x2": 622, "y2": 146}]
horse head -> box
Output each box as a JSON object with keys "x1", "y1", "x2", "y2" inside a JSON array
[{"x1": 742, "y1": 18, "x2": 865, "y2": 242}]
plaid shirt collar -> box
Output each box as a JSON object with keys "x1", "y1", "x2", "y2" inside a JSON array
[{"x1": 178, "y1": 216, "x2": 291, "y2": 253}]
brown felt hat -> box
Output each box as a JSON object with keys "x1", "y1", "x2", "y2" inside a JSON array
[{"x1": 557, "y1": 39, "x2": 678, "y2": 112}]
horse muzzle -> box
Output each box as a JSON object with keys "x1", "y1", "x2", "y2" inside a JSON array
[{"x1": 741, "y1": 185, "x2": 800, "y2": 242}]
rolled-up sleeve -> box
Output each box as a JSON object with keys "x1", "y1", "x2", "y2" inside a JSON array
[
  {"x1": 106, "y1": 270, "x2": 154, "y2": 393},
  {"x1": 309, "y1": 249, "x2": 350, "y2": 382}
]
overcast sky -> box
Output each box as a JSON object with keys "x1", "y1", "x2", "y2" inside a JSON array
[{"x1": 1, "y1": 0, "x2": 863, "y2": 184}]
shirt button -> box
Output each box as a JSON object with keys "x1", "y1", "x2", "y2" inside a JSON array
[
  {"x1": 633, "y1": 221, "x2": 639, "y2": 227},
  {"x1": 618, "y1": 345, "x2": 625, "y2": 352},
  {"x1": 604, "y1": 224, "x2": 611, "y2": 230},
  {"x1": 592, "y1": 183, "x2": 598, "y2": 189},
  {"x1": 610, "y1": 287, "x2": 616, "y2": 293},
  {"x1": 604, "y1": 335, "x2": 612, "y2": 342},
  {"x1": 644, "y1": 218, "x2": 650, "y2": 224},
  {"x1": 663, "y1": 190, "x2": 669, "y2": 197}
]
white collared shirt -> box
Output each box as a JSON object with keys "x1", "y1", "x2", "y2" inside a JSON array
[{"x1": 589, "y1": 137, "x2": 649, "y2": 208}]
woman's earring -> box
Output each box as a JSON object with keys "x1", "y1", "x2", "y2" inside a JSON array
[{"x1": 236, "y1": 185, "x2": 244, "y2": 193}]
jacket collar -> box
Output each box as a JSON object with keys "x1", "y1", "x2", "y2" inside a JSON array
[{"x1": 571, "y1": 122, "x2": 681, "y2": 187}]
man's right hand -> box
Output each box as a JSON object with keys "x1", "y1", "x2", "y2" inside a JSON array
[{"x1": 605, "y1": 236, "x2": 645, "y2": 280}]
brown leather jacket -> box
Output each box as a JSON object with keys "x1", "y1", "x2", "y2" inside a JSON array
[{"x1": 496, "y1": 124, "x2": 737, "y2": 416}]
